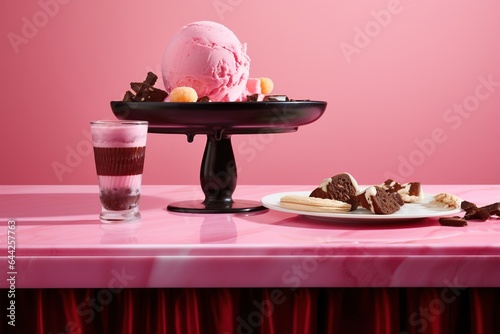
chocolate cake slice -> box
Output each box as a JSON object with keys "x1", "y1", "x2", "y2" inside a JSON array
[
  {"x1": 356, "y1": 186, "x2": 402, "y2": 215},
  {"x1": 309, "y1": 173, "x2": 360, "y2": 210}
]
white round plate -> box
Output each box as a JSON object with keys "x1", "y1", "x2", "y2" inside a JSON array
[{"x1": 261, "y1": 191, "x2": 462, "y2": 223}]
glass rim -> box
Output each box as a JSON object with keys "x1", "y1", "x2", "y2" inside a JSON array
[{"x1": 91, "y1": 120, "x2": 148, "y2": 126}]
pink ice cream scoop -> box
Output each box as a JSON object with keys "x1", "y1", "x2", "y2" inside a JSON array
[{"x1": 162, "y1": 21, "x2": 251, "y2": 102}]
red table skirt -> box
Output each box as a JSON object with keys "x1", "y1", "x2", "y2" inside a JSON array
[{"x1": 2, "y1": 288, "x2": 499, "y2": 334}]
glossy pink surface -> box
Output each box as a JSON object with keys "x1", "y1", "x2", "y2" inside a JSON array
[
  {"x1": 1, "y1": 185, "x2": 500, "y2": 288},
  {"x1": 2, "y1": 1, "x2": 500, "y2": 185}
]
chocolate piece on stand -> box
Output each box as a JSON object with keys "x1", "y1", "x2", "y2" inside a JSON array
[
  {"x1": 130, "y1": 82, "x2": 143, "y2": 92},
  {"x1": 263, "y1": 95, "x2": 290, "y2": 102},
  {"x1": 144, "y1": 71, "x2": 158, "y2": 85},
  {"x1": 197, "y1": 96, "x2": 210, "y2": 102},
  {"x1": 122, "y1": 72, "x2": 168, "y2": 102},
  {"x1": 134, "y1": 84, "x2": 168, "y2": 102},
  {"x1": 130, "y1": 72, "x2": 159, "y2": 91},
  {"x1": 246, "y1": 94, "x2": 259, "y2": 102},
  {"x1": 123, "y1": 91, "x2": 135, "y2": 102}
]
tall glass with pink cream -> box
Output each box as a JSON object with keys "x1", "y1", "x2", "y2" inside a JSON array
[{"x1": 90, "y1": 120, "x2": 148, "y2": 223}]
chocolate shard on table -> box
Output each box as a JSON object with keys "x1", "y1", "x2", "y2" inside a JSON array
[
  {"x1": 480, "y1": 202, "x2": 500, "y2": 216},
  {"x1": 464, "y1": 207, "x2": 491, "y2": 221},
  {"x1": 439, "y1": 216, "x2": 468, "y2": 227},
  {"x1": 461, "y1": 200, "x2": 477, "y2": 211}
]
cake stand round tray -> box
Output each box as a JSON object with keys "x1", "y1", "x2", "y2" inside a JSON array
[{"x1": 111, "y1": 101, "x2": 327, "y2": 214}]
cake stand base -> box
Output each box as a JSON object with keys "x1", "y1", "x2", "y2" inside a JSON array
[
  {"x1": 163, "y1": 133, "x2": 268, "y2": 214},
  {"x1": 167, "y1": 199, "x2": 266, "y2": 214}
]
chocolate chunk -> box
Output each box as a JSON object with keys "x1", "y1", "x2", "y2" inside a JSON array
[
  {"x1": 459, "y1": 199, "x2": 491, "y2": 220},
  {"x1": 197, "y1": 96, "x2": 210, "y2": 102},
  {"x1": 461, "y1": 200, "x2": 477, "y2": 211},
  {"x1": 134, "y1": 84, "x2": 168, "y2": 102},
  {"x1": 246, "y1": 94, "x2": 259, "y2": 102},
  {"x1": 130, "y1": 82, "x2": 143, "y2": 93},
  {"x1": 480, "y1": 202, "x2": 500, "y2": 216},
  {"x1": 464, "y1": 207, "x2": 491, "y2": 221},
  {"x1": 144, "y1": 71, "x2": 158, "y2": 85},
  {"x1": 122, "y1": 72, "x2": 168, "y2": 102},
  {"x1": 459, "y1": 199, "x2": 499, "y2": 221},
  {"x1": 476, "y1": 208, "x2": 491, "y2": 221},
  {"x1": 439, "y1": 216, "x2": 467, "y2": 227},
  {"x1": 123, "y1": 91, "x2": 135, "y2": 102},
  {"x1": 263, "y1": 95, "x2": 289, "y2": 102},
  {"x1": 131, "y1": 71, "x2": 159, "y2": 93}
]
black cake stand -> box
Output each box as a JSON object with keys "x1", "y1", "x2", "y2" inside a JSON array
[{"x1": 110, "y1": 100, "x2": 326, "y2": 214}]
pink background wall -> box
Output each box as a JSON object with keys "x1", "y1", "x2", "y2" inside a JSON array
[{"x1": 1, "y1": 0, "x2": 499, "y2": 186}]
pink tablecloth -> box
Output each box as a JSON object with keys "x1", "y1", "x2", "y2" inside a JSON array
[
  {"x1": 1, "y1": 185, "x2": 499, "y2": 333},
  {"x1": 1, "y1": 184, "x2": 499, "y2": 288}
]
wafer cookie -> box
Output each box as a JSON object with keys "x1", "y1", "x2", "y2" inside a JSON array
[{"x1": 280, "y1": 195, "x2": 351, "y2": 213}]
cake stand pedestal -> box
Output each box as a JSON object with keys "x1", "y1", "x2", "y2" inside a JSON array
[{"x1": 111, "y1": 101, "x2": 326, "y2": 214}]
